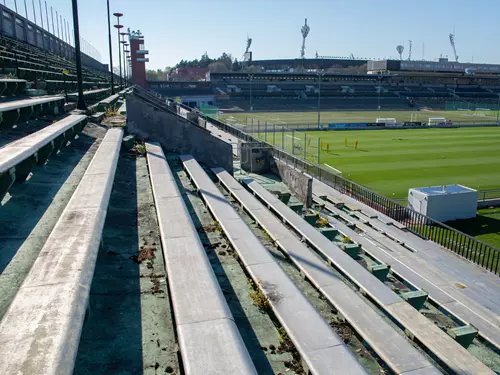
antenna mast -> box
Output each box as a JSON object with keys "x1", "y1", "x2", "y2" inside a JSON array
[
  {"x1": 300, "y1": 18, "x2": 310, "y2": 59},
  {"x1": 449, "y1": 32, "x2": 458, "y2": 62}
]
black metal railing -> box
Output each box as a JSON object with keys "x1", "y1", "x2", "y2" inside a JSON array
[{"x1": 156, "y1": 88, "x2": 500, "y2": 275}]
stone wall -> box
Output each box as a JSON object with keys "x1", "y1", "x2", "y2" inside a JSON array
[
  {"x1": 270, "y1": 158, "x2": 312, "y2": 207},
  {"x1": 126, "y1": 95, "x2": 233, "y2": 173}
]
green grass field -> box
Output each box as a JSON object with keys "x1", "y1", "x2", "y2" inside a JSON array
[
  {"x1": 221, "y1": 110, "x2": 500, "y2": 198},
  {"x1": 221, "y1": 109, "x2": 498, "y2": 126},
  {"x1": 278, "y1": 126, "x2": 500, "y2": 198}
]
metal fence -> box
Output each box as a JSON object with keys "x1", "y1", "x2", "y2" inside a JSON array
[
  {"x1": 478, "y1": 188, "x2": 500, "y2": 203},
  {"x1": 243, "y1": 120, "x2": 498, "y2": 132},
  {"x1": 150, "y1": 87, "x2": 500, "y2": 275},
  {"x1": 211, "y1": 120, "x2": 499, "y2": 275}
]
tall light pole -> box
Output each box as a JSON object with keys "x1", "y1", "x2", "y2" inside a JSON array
[
  {"x1": 317, "y1": 71, "x2": 323, "y2": 128},
  {"x1": 249, "y1": 73, "x2": 253, "y2": 111},
  {"x1": 123, "y1": 44, "x2": 129, "y2": 85},
  {"x1": 120, "y1": 32, "x2": 127, "y2": 86},
  {"x1": 106, "y1": 0, "x2": 114, "y2": 94},
  {"x1": 113, "y1": 12, "x2": 123, "y2": 89},
  {"x1": 496, "y1": 93, "x2": 500, "y2": 125},
  {"x1": 121, "y1": 38, "x2": 127, "y2": 86},
  {"x1": 377, "y1": 74, "x2": 382, "y2": 110},
  {"x1": 71, "y1": 0, "x2": 86, "y2": 110}
]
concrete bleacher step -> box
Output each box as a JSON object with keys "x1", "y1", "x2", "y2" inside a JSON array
[
  {"x1": 0, "y1": 96, "x2": 65, "y2": 127},
  {"x1": 94, "y1": 94, "x2": 120, "y2": 112},
  {"x1": 246, "y1": 179, "x2": 494, "y2": 375},
  {"x1": 0, "y1": 128, "x2": 123, "y2": 375},
  {"x1": 180, "y1": 155, "x2": 368, "y2": 375},
  {"x1": 213, "y1": 168, "x2": 442, "y2": 375},
  {"x1": 0, "y1": 114, "x2": 88, "y2": 201},
  {"x1": 145, "y1": 143, "x2": 257, "y2": 375}
]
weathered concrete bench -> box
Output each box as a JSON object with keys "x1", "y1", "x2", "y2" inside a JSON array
[
  {"x1": 0, "y1": 128, "x2": 123, "y2": 375},
  {"x1": 0, "y1": 78, "x2": 27, "y2": 96},
  {"x1": 246, "y1": 179, "x2": 494, "y2": 375},
  {"x1": 18, "y1": 67, "x2": 63, "y2": 81},
  {"x1": 318, "y1": 197, "x2": 500, "y2": 349},
  {"x1": 94, "y1": 94, "x2": 119, "y2": 112},
  {"x1": 181, "y1": 155, "x2": 367, "y2": 375},
  {"x1": 214, "y1": 168, "x2": 441, "y2": 375},
  {"x1": 67, "y1": 88, "x2": 110, "y2": 102},
  {"x1": 0, "y1": 95, "x2": 65, "y2": 127},
  {"x1": 0, "y1": 114, "x2": 88, "y2": 200},
  {"x1": 146, "y1": 144, "x2": 257, "y2": 375}
]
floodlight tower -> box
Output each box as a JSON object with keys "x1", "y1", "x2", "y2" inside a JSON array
[
  {"x1": 300, "y1": 18, "x2": 310, "y2": 59},
  {"x1": 242, "y1": 34, "x2": 252, "y2": 63},
  {"x1": 396, "y1": 45, "x2": 404, "y2": 60},
  {"x1": 449, "y1": 33, "x2": 458, "y2": 62},
  {"x1": 408, "y1": 40, "x2": 412, "y2": 60}
]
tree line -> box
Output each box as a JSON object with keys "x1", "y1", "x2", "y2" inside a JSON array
[{"x1": 146, "y1": 51, "x2": 254, "y2": 81}]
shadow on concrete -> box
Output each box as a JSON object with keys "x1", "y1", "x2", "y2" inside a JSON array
[
  {"x1": 447, "y1": 213, "x2": 500, "y2": 238},
  {"x1": 74, "y1": 151, "x2": 142, "y2": 374}
]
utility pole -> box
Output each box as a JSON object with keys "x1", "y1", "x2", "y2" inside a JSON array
[{"x1": 317, "y1": 71, "x2": 322, "y2": 128}]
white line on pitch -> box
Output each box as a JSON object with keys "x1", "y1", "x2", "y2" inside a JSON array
[{"x1": 323, "y1": 164, "x2": 342, "y2": 174}]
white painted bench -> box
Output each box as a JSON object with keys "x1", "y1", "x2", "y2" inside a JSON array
[
  {"x1": 146, "y1": 144, "x2": 257, "y2": 375},
  {"x1": 0, "y1": 128, "x2": 123, "y2": 375},
  {"x1": 180, "y1": 155, "x2": 368, "y2": 375}
]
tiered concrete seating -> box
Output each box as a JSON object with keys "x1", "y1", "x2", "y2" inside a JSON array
[
  {"x1": 0, "y1": 96, "x2": 65, "y2": 127},
  {"x1": 245, "y1": 179, "x2": 494, "y2": 375},
  {"x1": 146, "y1": 143, "x2": 257, "y2": 375},
  {"x1": 0, "y1": 114, "x2": 88, "y2": 200},
  {"x1": 181, "y1": 155, "x2": 368, "y2": 375},
  {"x1": 213, "y1": 168, "x2": 441, "y2": 375},
  {"x1": 314, "y1": 195, "x2": 500, "y2": 349},
  {"x1": 0, "y1": 128, "x2": 123, "y2": 375}
]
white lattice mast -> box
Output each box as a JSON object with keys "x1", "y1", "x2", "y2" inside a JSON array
[
  {"x1": 300, "y1": 18, "x2": 310, "y2": 58},
  {"x1": 242, "y1": 34, "x2": 252, "y2": 63},
  {"x1": 449, "y1": 33, "x2": 458, "y2": 62}
]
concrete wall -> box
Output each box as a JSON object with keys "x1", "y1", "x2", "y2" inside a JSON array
[
  {"x1": 270, "y1": 157, "x2": 312, "y2": 207},
  {"x1": 126, "y1": 95, "x2": 233, "y2": 172},
  {"x1": 240, "y1": 143, "x2": 272, "y2": 174}
]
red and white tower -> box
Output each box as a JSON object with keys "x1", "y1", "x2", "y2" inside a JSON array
[{"x1": 129, "y1": 29, "x2": 148, "y2": 87}]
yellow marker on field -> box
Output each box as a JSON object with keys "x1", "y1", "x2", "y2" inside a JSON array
[
  {"x1": 355, "y1": 140, "x2": 358, "y2": 150},
  {"x1": 326, "y1": 144, "x2": 330, "y2": 152},
  {"x1": 344, "y1": 138, "x2": 347, "y2": 147}
]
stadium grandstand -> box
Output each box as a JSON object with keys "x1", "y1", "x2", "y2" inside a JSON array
[{"x1": 0, "y1": 2, "x2": 499, "y2": 375}]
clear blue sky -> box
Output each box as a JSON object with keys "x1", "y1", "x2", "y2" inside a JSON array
[{"x1": 5, "y1": 0, "x2": 500, "y2": 70}]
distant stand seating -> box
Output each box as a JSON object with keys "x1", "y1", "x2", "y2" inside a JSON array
[{"x1": 0, "y1": 34, "x2": 112, "y2": 94}]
